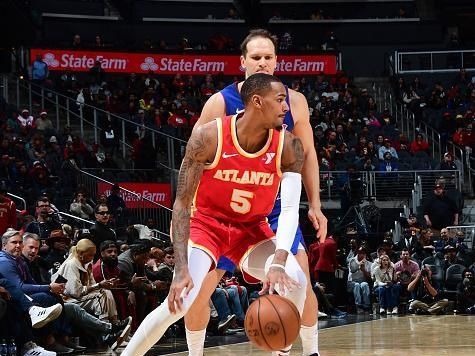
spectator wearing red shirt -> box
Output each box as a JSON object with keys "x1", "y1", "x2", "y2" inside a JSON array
[
  {"x1": 410, "y1": 133, "x2": 429, "y2": 154},
  {"x1": 0, "y1": 181, "x2": 17, "y2": 235},
  {"x1": 315, "y1": 235, "x2": 339, "y2": 294}
]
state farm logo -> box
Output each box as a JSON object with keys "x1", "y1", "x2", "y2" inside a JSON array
[
  {"x1": 43, "y1": 53, "x2": 59, "y2": 67},
  {"x1": 140, "y1": 57, "x2": 158, "y2": 71}
]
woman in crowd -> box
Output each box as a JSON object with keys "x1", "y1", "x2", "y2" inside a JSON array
[
  {"x1": 373, "y1": 255, "x2": 401, "y2": 315},
  {"x1": 53, "y1": 239, "x2": 121, "y2": 323}
]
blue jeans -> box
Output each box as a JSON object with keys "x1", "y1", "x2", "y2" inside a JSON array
[
  {"x1": 211, "y1": 288, "x2": 232, "y2": 322},
  {"x1": 347, "y1": 281, "x2": 371, "y2": 308},
  {"x1": 225, "y1": 286, "x2": 245, "y2": 321},
  {"x1": 374, "y1": 284, "x2": 402, "y2": 309}
]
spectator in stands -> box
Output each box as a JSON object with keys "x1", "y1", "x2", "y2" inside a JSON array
[
  {"x1": 408, "y1": 265, "x2": 449, "y2": 314},
  {"x1": 0, "y1": 277, "x2": 61, "y2": 356},
  {"x1": 394, "y1": 249, "x2": 420, "y2": 294},
  {"x1": 434, "y1": 227, "x2": 456, "y2": 257},
  {"x1": 18, "y1": 110, "x2": 34, "y2": 132},
  {"x1": 35, "y1": 111, "x2": 54, "y2": 134},
  {"x1": 89, "y1": 203, "x2": 116, "y2": 259},
  {"x1": 396, "y1": 228, "x2": 419, "y2": 255},
  {"x1": 414, "y1": 228, "x2": 436, "y2": 261},
  {"x1": 399, "y1": 212, "x2": 422, "y2": 231},
  {"x1": 410, "y1": 133, "x2": 429, "y2": 154},
  {"x1": 378, "y1": 138, "x2": 398, "y2": 160},
  {"x1": 43, "y1": 230, "x2": 71, "y2": 276},
  {"x1": 423, "y1": 183, "x2": 459, "y2": 232},
  {"x1": 373, "y1": 255, "x2": 401, "y2": 315},
  {"x1": 314, "y1": 235, "x2": 339, "y2": 295},
  {"x1": 402, "y1": 85, "x2": 421, "y2": 111},
  {"x1": 441, "y1": 245, "x2": 467, "y2": 270},
  {"x1": 92, "y1": 240, "x2": 132, "y2": 322},
  {"x1": 72, "y1": 34, "x2": 82, "y2": 48},
  {"x1": 437, "y1": 152, "x2": 457, "y2": 171},
  {"x1": 21, "y1": 233, "x2": 51, "y2": 285},
  {"x1": 70, "y1": 190, "x2": 94, "y2": 220},
  {"x1": 106, "y1": 185, "x2": 127, "y2": 226},
  {"x1": 31, "y1": 54, "x2": 49, "y2": 85},
  {"x1": 457, "y1": 269, "x2": 475, "y2": 313},
  {"x1": 53, "y1": 239, "x2": 122, "y2": 323},
  {"x1": 0, "y1": 181, "x2": 16, "y2": 235},
  {"x1": 25, "y1": 197, "x2": 62, "y2": 242},
  {"x1": 118, "y1": 241, "x2": 165, "y2": 325},
  {"x1": 347, "y1": 247, "x2": 372, "y2": 313},
  {"x1": 21, "y1": 234, "x2": 132, "y2": 350},
  {"x1": 93, "y1": 35, "x2": 105, "y2": 48},
  {"x1": 379, "y1": 151, "x2": 399, "y2": 172}
]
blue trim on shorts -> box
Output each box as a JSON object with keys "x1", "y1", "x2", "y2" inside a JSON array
[{"x1": 216, "y1": 217, "x2": 304, "y2": 273}]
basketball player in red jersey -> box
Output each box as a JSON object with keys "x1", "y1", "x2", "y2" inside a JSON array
[
  {"x1": 185, "y1": 29, "x2": 324, "y2": 356},
  {"x1": 122, "y1": 74, "x2": 307, "y2": 355}
]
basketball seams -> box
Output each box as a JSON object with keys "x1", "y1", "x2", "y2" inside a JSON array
[
  {"x1": 265, "y1": 295, "x2": 288, "y2": 347},
  {"x1": 257, "y1": 297, "x2": 274, "y2": 351}
]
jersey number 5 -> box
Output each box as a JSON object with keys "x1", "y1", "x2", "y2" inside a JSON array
[{"x1": 230, "y1": 189, "x2": 254, "y2": 214}]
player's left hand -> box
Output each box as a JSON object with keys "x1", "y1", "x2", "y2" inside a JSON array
[
  {"x1": 308, "y1": 207, "x2": 327, "y2": 243},
  {"x1": 168, "y1": 268, "x2": 194, "y2": 314},
  {"x1": 260, "y1": 266, "x2": 301, "y2": 295}
]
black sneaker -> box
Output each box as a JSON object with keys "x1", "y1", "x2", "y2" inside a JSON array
[
  {"x1": 217, "y1": 314, "x2": 236, "y2": 334},
  {"x1": 105, "y1": 324, "x2": 132, "y2": 351},
  {"x1": 111, "y1": 316, "x2": 132, "y2": 334}
]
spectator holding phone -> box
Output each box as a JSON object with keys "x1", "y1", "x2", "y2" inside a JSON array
[{"x1": 53, "y1": 239, "x2": 122, "y2": 324}]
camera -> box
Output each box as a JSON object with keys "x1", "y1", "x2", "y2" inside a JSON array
[
  {"x1": 421, "y1": 269, "x2": 429, "y2": 278},
  {"x1": 345, "y1": 174, "x2": 366, "y2": 204}
]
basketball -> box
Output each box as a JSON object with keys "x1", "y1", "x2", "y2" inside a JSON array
[{"x1": 244, "y1": 294, "x2": 301, "y2": 351}]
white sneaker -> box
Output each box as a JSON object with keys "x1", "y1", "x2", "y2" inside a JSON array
[
  {"x1": 22, "y1": 341, "x2": 57, "y2": 355},
  {"x1": 391, "y1": 307, "x2": 398, "y2": 315},
  {"x1": 318, "y1": 311, "x2": 328, "y2": 318},
  {"x1": 379, "y1": 307, "x2": 386, "y2": 314},
  {"x1": 29, "y1": 304, "x2": 63, "y2": 328}
]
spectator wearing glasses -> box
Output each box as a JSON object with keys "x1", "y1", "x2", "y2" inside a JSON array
[
  {"x1": 25, "y1": 197, "x2": 62, "y2": 243},
  {"x1": 90, "y1": 204, "x2": 116, "y2": 260}
]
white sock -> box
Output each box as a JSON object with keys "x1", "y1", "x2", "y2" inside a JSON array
[
  {"x1": 300, "y1": 323, "x2": 318, "y2": 355},
  {"x1": 186, "y1": 327, "x2": 206, "y2": 356}
]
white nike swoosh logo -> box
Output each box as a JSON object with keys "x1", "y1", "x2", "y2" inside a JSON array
[{"x1": 222, "y1": 152, "x2": 239, "y2": 159}]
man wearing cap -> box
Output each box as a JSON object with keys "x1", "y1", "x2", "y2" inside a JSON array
[
  {"x1": 35, "y1": 111, "x2": 54, "y2": 133},
  {"x1": 378, "y1": 138, "x2": 398, "y2": 161},
  {"x1": 423, "y1": 183, "x2": 458, "y2": 232},
  {"x1": 17, "y1": 109, "x2": 34, "y2": 129},
  {"x1": 93, "y1": 241, "x2": 131, "y2": 321},
  {"x1": 442, "y1": 245, "x2": 467, "y2": 270},
  {"x1": 0, "y1": 182, "x2": 16, "y2": 235},
  {"x1": 437, "y1": 152, "x2": 457, "y2": 171}
]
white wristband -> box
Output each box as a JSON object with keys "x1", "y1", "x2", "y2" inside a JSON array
[{"x1": 268, "y1": 264, "x2": 285, "y2": 270}]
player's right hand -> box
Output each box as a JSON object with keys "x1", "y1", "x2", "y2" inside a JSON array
[
  {"x1": 168, "y1": 268, "x2": 194, "y2": 314},
  {"x1": 260, "y1": 267, "x2": 300, "y2": 296}
]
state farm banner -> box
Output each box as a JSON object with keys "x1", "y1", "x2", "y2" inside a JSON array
[
  {"x1": 30, "y1": 48, "x2": 338, "y2": 75},
  {"x1": 98, "y1": 182, "x2": 172, "y2": 208}
]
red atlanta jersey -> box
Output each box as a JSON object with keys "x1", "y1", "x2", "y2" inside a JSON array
[{"x1": 192, "y1": 114, "x2": 285, "y2": 224}]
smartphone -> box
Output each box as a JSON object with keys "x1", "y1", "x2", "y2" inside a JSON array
[{"x1": 55, "y1": 275, "x2": 68, "y2": 284}]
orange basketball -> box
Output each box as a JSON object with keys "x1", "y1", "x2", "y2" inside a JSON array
[{"x1": 244, "y1": 294, "x2": 301, "y2": 351}]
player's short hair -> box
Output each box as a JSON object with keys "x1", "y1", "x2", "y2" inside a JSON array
[
  {"x1": 240, "y1": 29, "x2": 278, "y2": 57},
  {"x1": 240, "y1": 73, "x2": 282, "y2": 105}
]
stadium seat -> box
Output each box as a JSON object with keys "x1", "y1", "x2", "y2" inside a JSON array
[{"x1": 443, "y1": 263, "x2": 465, "y2": 300}]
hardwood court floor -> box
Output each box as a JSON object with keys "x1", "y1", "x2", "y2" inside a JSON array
[{"x1": 159, "y1": 315, "x2": 475, "y2": 356}]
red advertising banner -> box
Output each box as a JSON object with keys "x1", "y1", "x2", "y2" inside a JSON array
[
  {"x1": 30, "y1": 48, "x2": 338, "y2": 75},
  {"x1": 97, "y1": 182, "x2": 172, "y2": 208}
]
